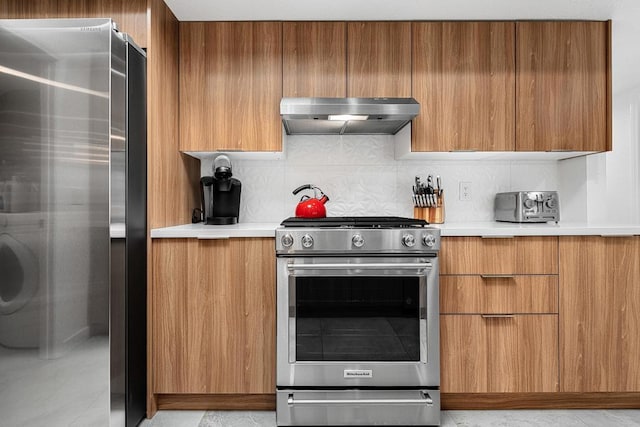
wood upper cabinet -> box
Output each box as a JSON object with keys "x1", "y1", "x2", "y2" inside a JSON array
[
  {"x1": 412, "y1": 22, "x2": 515, "y2": 152},
  {"x1": 283, "y1": 22, "x2": 346, "y2": 97},
  {"x1": 347, "y1": 22, "x2": 411, "y2": 97},
  {"x1": 152, "y1": 238, "x2": 276, "y2": 394},
  {"x1": 179, "y1": 22, "x2": 282, "y2": 152},
  {"x1": 516, "y1": 21, "x2": 611, "y2": 152},
  {"x1": 560, "y1": 236, "x2": 640, "y2": 392},
  {"x1": 441, "y1": 315, "x2": 559, "y2": 393}
]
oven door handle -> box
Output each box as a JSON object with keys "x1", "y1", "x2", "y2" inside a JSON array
[
  {"x1": 287, "y1": 392, "x2": 433, "y2": 406},
  {"x1": 287, "y1": 262, "x2": 432, "y2": 271}
]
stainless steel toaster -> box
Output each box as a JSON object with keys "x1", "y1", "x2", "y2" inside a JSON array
[{"x1": 494, "y1": 191, "x2": 560, "y2": 223}]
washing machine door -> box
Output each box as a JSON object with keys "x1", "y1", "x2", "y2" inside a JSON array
[{"x1": 0, "y1": 233, "x2": 39, "y2": 315}]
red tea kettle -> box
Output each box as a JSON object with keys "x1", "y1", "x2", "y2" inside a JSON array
[{"x1": 293, "y1": 184, "x2": 330, "y2": 218}]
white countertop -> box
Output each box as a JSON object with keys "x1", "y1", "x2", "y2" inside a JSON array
[
  {"x1": 150, "y1": 222, "x2": 279, "y2": 239},
  {"x1": 151, "y1": 221, "x2": 640, "y2": 238}
]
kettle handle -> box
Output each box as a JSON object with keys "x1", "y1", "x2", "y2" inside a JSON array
[{"x1": 292, "y1": 184, "x2": 313, "y2": 195}]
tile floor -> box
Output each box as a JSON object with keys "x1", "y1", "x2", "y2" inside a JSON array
[{"x1": 139, "y1": 409, "x2": 640, "y2": 427}]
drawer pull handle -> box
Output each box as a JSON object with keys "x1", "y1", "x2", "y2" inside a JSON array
[
  {"x1": 480, "y1": 235, "x2": 515, "y2": 239},
  {"x1": 481, "y1": 274, "x2": 515, "y2": 279},
  {"x1": 287, "y1": 392, "x2": 433, "y2": 406},
  {"x1": 481, "y1": 314, "x2": 515, "y2": 319}
]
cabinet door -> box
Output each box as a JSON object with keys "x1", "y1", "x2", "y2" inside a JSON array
[
  {"x1": 412, "y1": 22, "x2": 515, "y2": 152},
  {"x1": 347, "y1": 22, "x2": 411, "y2": 97},
  {"x1": 283, "y1": 22, "x2": 346, "y2": 97},
  {"x1": 560, "y1": 236, "x2": 640, "y2": 392},
  {"x1": 180, "y1": 22, "x2": 282, "y2": 152},
  {"x1": 152, "y1": 238, "x2": 276, "y2": 394},
  {"x1": 440, "y1": 275, "x2": 558, "y2": 314},
  {"x1": 441, "y1": 314, "x2": 559, "y2": 392},
  {"x1": 516, "y1": 21, "x2": 610, "y2": 152},
  {"x1": 440, "y1": 237, "x2": 558, "y2": 275}
]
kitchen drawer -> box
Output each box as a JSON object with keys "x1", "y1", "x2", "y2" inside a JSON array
[
  {"x1": 440, "y1": 236, "x2": 558, "y2": 275},
  {"x1": 441, "y1": 314, "x2": 559, "y2": 393},
  {"x1": 440, "y1": 275, "x2": 558, "y2": 314}
]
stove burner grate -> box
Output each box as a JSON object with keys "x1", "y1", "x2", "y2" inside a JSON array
[{"x1": 280, "y1": 216, "x2": 429, "y2": 228}]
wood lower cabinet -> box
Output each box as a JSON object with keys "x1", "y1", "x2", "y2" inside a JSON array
[
  {"x1": 151, "y1": 238, "x2": 275, "y2": 394},
  {"x1": 440, "y1": 236, "x2": 560, "y2": 394},
  {"x1": 179, "y1": 22, "x2": 282, "y2": 152},
  {"x1": 412, "y1": 22, "x2": 515, "y2": 152},
  {"x1": 441, "y1": 314, "x2": 559, "y2": 393},
  {"x1": 516, "y1": 21, "x2": 611, "y2": 152},
  {"x1": 440, "y1": 236, "x2": 558, "y2": 275},
  {"x1": 559, "y1": 236, "x2": 640, "y2": 392},
  {"x1": 440, "y1": 275, "x2": 558, "y2": 314}
]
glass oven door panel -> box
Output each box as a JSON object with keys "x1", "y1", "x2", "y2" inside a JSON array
[{"x1": 295, "y1": 276, "x2": 420, "y2": 362}]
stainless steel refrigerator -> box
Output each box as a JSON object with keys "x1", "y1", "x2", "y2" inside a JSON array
[{"x1": 0, "y1": 19, "x2": 147, "y2": 427}]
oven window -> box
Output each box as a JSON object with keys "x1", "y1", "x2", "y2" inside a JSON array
[{"x1": 295, "y1": 277, "x2": 420, "y2": 361}]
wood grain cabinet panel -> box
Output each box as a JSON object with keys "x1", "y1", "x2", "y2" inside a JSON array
[
  {"x1": 516, "y1": 21, "x2": 610, "y2": 152},
  {"x1": 283, "y1": 22, "x2": 346, "y2": 97},
  {"x1": 152, "y1": 238, "x2": 276, "y2": 394},
  {"x1": 179, "y1": 22, "x2": 282, "y2": 152},
  {"x1": 440, "y1": 237, "x2": 558, "y2": 275},
  {"x1": 347, "y1": 22, "x2": 411, "y2": 97},
  {"x1": 412, "y1": 22, "x2": 515, "y2": 152},
  {"x1": 441, "y1": 314, "x2": 559, "y2": 393},
  {"x1": 560, "y1": 236, "x2": 640, "y2": 392},
  {"x1": 440, "y1": 275, "x2": 558, "y2": 314}
]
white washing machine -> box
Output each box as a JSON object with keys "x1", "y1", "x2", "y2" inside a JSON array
[{"x1": 0, "y1": 212, "x2": 43, "y2": 348}]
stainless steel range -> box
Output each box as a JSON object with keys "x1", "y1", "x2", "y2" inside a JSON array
[{"x1": 275, "y1": 217, "x2": 441, "y2": 426}]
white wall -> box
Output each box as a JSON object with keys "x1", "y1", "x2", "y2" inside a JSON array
[{"x1": 202, "y1": 135, "x2": 559, "y2": 223}]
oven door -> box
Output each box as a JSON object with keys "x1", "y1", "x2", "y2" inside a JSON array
[{"x1": 276, "y1": 256, "x2": 439, "y2": 388}]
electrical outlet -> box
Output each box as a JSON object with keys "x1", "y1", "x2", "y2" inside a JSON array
[{"x1": 459, "y1": 181, "x2": 472, "y2": 201}]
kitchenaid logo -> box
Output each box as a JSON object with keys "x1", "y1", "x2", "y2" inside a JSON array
[
  {"x1": 80, "y1": 27, "x2": 102, "y2": 32},
  {"x1": 344, "y1": 369, "x2": 373, "y2": 378}
]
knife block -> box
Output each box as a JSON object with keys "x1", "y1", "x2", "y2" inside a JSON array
[{"x1": 413, "y1": 193, "x2": 445, "y2": 224}]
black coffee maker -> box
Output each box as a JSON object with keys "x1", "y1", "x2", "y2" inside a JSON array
[{"x1": 199, "y1": 155, "x2": 241, "y2": 224}]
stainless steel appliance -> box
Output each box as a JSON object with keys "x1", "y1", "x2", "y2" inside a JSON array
[
  {"x1": 275, "y1": 217, "x2": 441, "y2": 426},
  {"x1": 0, "y1": 19, "x2": 146, "y2": 427},
  {"x1": 280, "y1": 97, "x2": 419, "y2": 135},
  {"x1": 495, "y1": 191, "x2": 560, "y2": 223}
]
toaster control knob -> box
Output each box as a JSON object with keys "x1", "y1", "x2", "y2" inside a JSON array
[
  {"x1": 546, "y1": 197, "x2": 558, "y2": 209},
  {"x1": 523, "y1": 197, "x2": 536, "y2": 209},
  {"x1": 352, "y1": 234, "x2": 365, "y2": 248},
  {"x1": 301, "y1": 234, "x2": 314, "y2": 248},
  {"x1": 423, "y1": 234, "x2": 436, "y2": 248},
  {"x1": 402, "y1": 234, "x2": 416, "y2": 247},
  {"x1": 281, "y1": 234, "x2": 294, "y2": 248}
]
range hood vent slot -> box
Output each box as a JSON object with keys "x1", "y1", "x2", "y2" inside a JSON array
[{"x1": 280, "y1": 97, "x2": 419, "y2": 135}]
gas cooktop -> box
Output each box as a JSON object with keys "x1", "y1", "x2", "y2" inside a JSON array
[{"x1": 281, "y1": 216, "x2": 429, "y2": 228}]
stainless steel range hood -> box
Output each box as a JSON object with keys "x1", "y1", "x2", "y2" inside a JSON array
[{"x1": 280, "y1": 97, "x2": 419, "y2": 135}]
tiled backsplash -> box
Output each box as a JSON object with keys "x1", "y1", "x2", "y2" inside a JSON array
[{"x1": 201, "y1": 135, "x2": 559, "y2": 223}]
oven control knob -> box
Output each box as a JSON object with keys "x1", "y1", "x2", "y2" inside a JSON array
[
  {"x1": 352, "y1": 234, "x2": 365, "y2": 248},
  {"x1": 402, "y1": 234, "x2": 416, "y2": 247},
  {"x1": 546, "y1": 197, "x2": 558, "y2": 209},
  {"x1": 423, "y1": 234, "x2": 436, "y2": 248},
  {"x1": 301, "y1": 234, "x2": 314, "y2": 248},
  {"x1": 281, "y1": 233, "x2": 294, "y2": 248}
]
